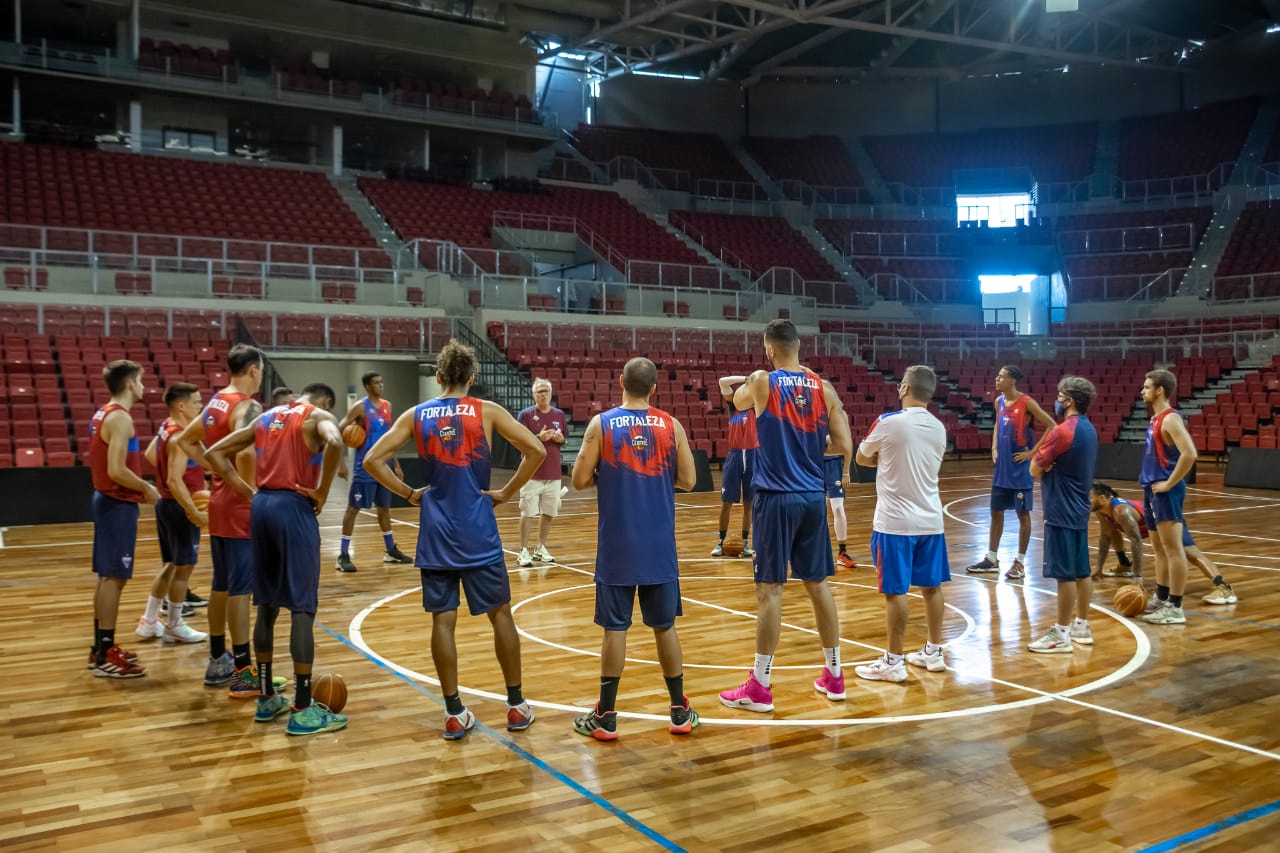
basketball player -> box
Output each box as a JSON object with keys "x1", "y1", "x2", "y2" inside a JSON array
[
  {"x1": 515, "y1": 377, "x2": 567, "y2": 568},
  {"x1": 1140, "y1": 369, "x2": 1198, "y2": 625},
  {"x1": 88, "y1": 359, "x2": 160, "y2": 677},
  {"x1": 270, "y1": 387, "x2": 294, "y2": 407},
  {"x1": 335, "y1": 372, "x2": 413, "y2": 572},
  {"x1": 204, "y1": 383, "x2": 348, "y2": 736},
  {"x1": 176, "y1": 344, "x2": 265, "y2": 695},
  {"x1": 1027, "y1": 377, "x2": 1099, "y2": 653},
  {"x1": 825, "y1": 436, "x2": 855, "y2": 569},
  {"x1": 854, "y1": 365, "x2": 951, "y2": 681},
  {"x1": 134, "y1": 382, "x2": 209, "y2": 646},
  {"x1": 363, "y1": 339, "x2": 545, "y2": 741},
  {"x1": 711, "y1": 374, "x2": 756, "y2": 558},
  {"x1": 570, "y1": 357, "x2": 700, "y2": 740},
  {"x1": 1089, "y1": 482, "x2": 1237, "y2": 604},
  {"x1": 719, "y1": 319, "x2": 852, "y2": 712},
  {"x1": 966, "y1": 366, "x2": 1056, "y2": 581}
]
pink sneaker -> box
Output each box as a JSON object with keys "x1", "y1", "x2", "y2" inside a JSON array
[
  {"x1": 719, "y1": 672, "x2": 774, "y2": 712},
  {"x1": 813, "y1": 668, "x2": 846, "y2": 701}
]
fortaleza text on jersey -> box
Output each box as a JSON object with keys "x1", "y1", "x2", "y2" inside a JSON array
[
  {"x1": 418, "y1": 402, "x2": 479, "y2": 419},
  {"x1": 605, "y1": 413, "x2": 668, "y2": 428}
]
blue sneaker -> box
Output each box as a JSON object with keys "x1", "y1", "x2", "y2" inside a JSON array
[
  {"x1": 204, "y1": 651, "x2": 235, "y2": 687},
  {"x1": 286, "y1": 702, "x2": 348, "y2": 736},
  {"x1": 254, "y1": 693, "x2": 291, "y2": 722}
]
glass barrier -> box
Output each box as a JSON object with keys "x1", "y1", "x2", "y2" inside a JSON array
[{"x1": 1056, "y1": 223, "x2": 1195, "y2": 254}]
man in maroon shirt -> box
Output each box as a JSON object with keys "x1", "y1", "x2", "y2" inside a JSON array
[{"x1": 515, "y1": 378, "x2": 567, "y2": 568}]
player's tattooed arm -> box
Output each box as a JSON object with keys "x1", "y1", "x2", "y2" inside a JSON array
[{"x1": 236, "y1": 399, "x2": 263, "y2": 430}]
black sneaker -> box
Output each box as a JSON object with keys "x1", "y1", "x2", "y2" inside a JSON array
[
  {"x1": 184, "y1": 588, "x2": 208, "y2": 607},
  {"x1": 160, "y1": 602, "x2": 198, "y2": 620},
  {"x1": 383, "y1": 546, "x2": 414, "y2": 564},
  {"x1": 336, "y1": 555, "x2": 358, "y2": 573}
]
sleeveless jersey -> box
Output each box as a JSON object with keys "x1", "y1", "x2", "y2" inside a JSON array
[
  {"x1": 595, "y1": 406, "x2": 679, "y2": 586},
  {"x1": 412, "y1": 396, "x2": 502, "y2": 569},
  {"x1": 752, "y1": 369, "x2": 828, "y2": 493},
  {"x1": 155, "y1": 417, "x2": 205, "y2": 499},
  {"x1": 1110, "y1": 496, "x2": 1149, "y2": 539},
  {"x1": 1140, "y1": 408, "x2": 1183, "y2": 486},
  {"x1": 255, "y1": 403, "x2": 322, "y2": 495},
  {"x1": 89, "y1": 403, "x2": 142, "y2": 502},
  {"x1": 993, "y1": 394, "x2": 1035, "y2": 490},
  {"x1": 203, "y1": 390, "x2": 254, "y2": 538},
  {"x1": 353, "y1": 396, "x2": 394, "y2": 480},
  {"x1": 727, "y1": 407, "x2": 759, "y2": 450}
]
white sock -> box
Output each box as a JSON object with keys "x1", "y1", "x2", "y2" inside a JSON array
[
  {"x1": 753, "y1": 653, "x2": 774, "y2": 687},
  {"x1": 885, "y1": 652, "x2": 905, "y2": 665},
  {"x1": 165, "y1": 599, "x2": 181, "y2": 629},
  {"x1": 986, "y1": 551, "x2": 998, "y2": 563},
  {"x1": 143, "y1": 595, "x2": 163, "y2": 622},
  {"x1": 824, "y1": 646, "x2": 841, "y2": 676},
  {"x1": 1055, "y1": 624, "x2": 1070, "y2": 637},
  {"x1": 924, "y1": 642, "x2": 942, "y2": 655},
  {"x1": 1073, "y1": 617, "x2": 1088, "y2": 628},
  {"x1": 1016, "y1": 553, "x2": 1026, "y2": 564}
]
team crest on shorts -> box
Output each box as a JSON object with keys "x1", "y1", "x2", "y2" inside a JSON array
[
  {"x1": 122, "y1": 556, "x2": 133, "y2": 569},
  {"x1": 1017, "y1": 492, "x2": 1024, "y2": 500}
]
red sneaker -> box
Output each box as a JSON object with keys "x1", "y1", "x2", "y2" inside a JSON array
[
  {"x1": 836, "y1": 553, "x2": 857, "y2": 569},
  {"x1": 90, "y1": 644, "x2": 146, "y2": 678}
]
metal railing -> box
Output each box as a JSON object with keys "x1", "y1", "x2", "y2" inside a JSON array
[
  {"x1": 1056, "y1": 222, "x2": 1197, "y2": 255},
  {"x1": 1204, "y1": 272, "x2": 1280, "y2": 303},
  {"x1": 868, "y1": 273, "x2": 976, "y2": 305},
  {"x1": 845, "y1": 230, "x2": 971, "y2": 257},
  {"x1": 1114, "y1": 162, "x2": 1234, "y2": 203},
  {"x1": 1065, "y1": 267, "x2": 1187, "y2": 303},
  {"x1": 752, "y1": 267, "x2": 861, "y2": 308},
  {"x1": 869, "y1": 330, "x2": 1272, "y2": 366},
  {"x1": 776, "y1": 179, "x2": 874, "y2": 207},
  {"x1": 488, "y1": 321, "x2": 794, "y2": 354},
  {"x1": 1036, "y1": 179, "x2": 1092, "y2": 204}
]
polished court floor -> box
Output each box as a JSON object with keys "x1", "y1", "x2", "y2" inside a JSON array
[{"x1": 2, "y1": 460, "x2": 1278, "y2": 852}]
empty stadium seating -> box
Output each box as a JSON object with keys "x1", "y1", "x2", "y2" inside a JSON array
[
  {"x1": 569, "y1": 124, "x2": 760, "y2": 197},
  {"x1": 138, "y1": 38, "x2": 236, "y2": 81},
  {"x1": 1117, "y1": 98, "x2": 1258, "y2": 189},
  {"x1": 743, "y1": 136, "x2": 865, "y2": 203},
  {"x1": 1217, "y1": 202, "x2": 1280, "y2": 277},
  {"x1": 668, "y1": 210, "x2": 839, "y2": 282}
]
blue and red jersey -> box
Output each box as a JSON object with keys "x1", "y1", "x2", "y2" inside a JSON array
[
  {"x1": 595, "y1": 406, "x2": 679, "y2": 586},
  {"x1": 203, "y1": 390, "x2": 254, "y2": 538},
  {"x1": 353, "y1": 396, "x2": 394, "y2": 481},
  {"x1": 412, "y1": 396, "x2": 502, "y2": 569},
  {"x1": 752, "y1": 369, "x2": 828, "y2": 493},
  {"x1": 1140, "y1": 408, "x2": 1183, "y2": 486},
  {"x1": 993, "y1": 394, "x2": 1035, "y2": 490},
  {"x1": 1111, "y1": 496, "x2": 1149, "y2": 539},
  {"x1": 727, "y1": 407, "x2": 758, "y2": 451},
  {"x1": 1033, "y1": 414, "x2": 1098, "y2": 529},
  {"x1": 254, "y1": 403, "x2": 322, "y2": 494},
  {"x1": 155, "y1": 417, "x2": 205, "y2": 499},
  {"x1": 89, "y1": 403, "x2": 142, "y2": 503}
]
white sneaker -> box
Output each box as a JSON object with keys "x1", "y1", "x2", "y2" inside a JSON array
[
  {"x1": 1028, "y1": 628, "x2": 1072, "y2": 654},
  {"x1": 906, "y1": 646, "x2": 946, "y2": 672},
  {"x1": 1203, "y1": 585, "x2": 1237, "y2": 605},
  {"x1": 1069, "y1": 622, "x2": 1093, "y2": 646},
  {"x1": 855, "y1": 656, "x2": 908, "y2": 683},
  {"x1": 516, "y1": 548, "x2": 534, "y2": 568},
  {"x1": 1144, "y1": 593, "x2": 1162, "y2": 614},
  {"x1": 1144, "y1": 603, "x2": 1186, "y2": 624},
  {"x1": 163, "y1": 619, "x2": 209, "y2": 645},
  {"x1": 134, "y1": 617, "x2": 165, "y2": 640},
  {"x1": 534, "y1": 545, "x2": 554, "y2": 562}
]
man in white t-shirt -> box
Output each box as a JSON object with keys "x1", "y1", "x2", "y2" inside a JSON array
[{"x1": 854, "y1": 364, "x2": 951, "y2": 683}]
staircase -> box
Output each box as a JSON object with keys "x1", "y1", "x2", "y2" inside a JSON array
[
  {"x1": 842, "y1": 137, "x2": 896, "y2": 207},
  {"x1": 727, "y1": 142, "x2": 785, "y2": 202},
  {"x1": 784, "y1": 217, "x2": 879, "y2": 304},
  {"x1": 329, "y1": 174, "x2": 405, "y2": 266},
  {"x1": 1179, "y1": 98, "x2": 1280, "y2": 295},
  {"x1": 554, "y1": 130, "x2": 610, "y2": 184},
  {"x1": 451, "y1": 321, "x2": 530, "y2": 414},
  {"x1": 1088, "y1": 121, "x2": 1120, "y2": 199}
]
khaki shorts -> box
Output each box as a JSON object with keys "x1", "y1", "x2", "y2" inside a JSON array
[{"x1": 519, "y1": 479, "x2": 562, "y2": 518}]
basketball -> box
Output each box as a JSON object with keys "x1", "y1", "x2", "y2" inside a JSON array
[
  {"x1": 1113, "y1": 584, "x2": 1147, "y2": 617},
  {"x1": 191, "y1": 489, "x2": 210, "y2": 512},
  {"x1": 312, "y1": 672, "x2": 347, "y2": 713},
  {"x1": 722, "y1": 536, "x2": 744, "y2": 558},
  {"x1": 342, "y1": 423, "x2": 366, "y2": 449}
]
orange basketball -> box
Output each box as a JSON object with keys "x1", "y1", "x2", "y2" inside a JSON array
[
  {"x1": 722, "y1": 535, "x2": 744, "y2": 558},
  {"x1": 191, "y1": 489, "x2": 210, "y2": 513},
  {"x1": 1113, "y1": 584, "x2": 1147, "y2": 617},
  {"x1": 312, "y1": 672, "x2": 347, "y2": 713},
  {"x1": 342, "y1": 423, "x2": 366, "y2": 449}
]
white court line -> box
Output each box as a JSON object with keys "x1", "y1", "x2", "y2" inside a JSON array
[{"x1": 1186, "y1": 486, "x2": 1280, "y2": 503}]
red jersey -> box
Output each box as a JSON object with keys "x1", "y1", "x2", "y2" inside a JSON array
[
  {"x1": 203, "y1": 390, "x2": 254, "y2": 538},
  {"x1": 90, "y1": 403, "x2": 143, "y2": 503},
  {"x1": 155, "y1": 417, "x2": 206, "y2": 499},
  {"x1": 727, "y1": 407, "x2": 758, "y2": 450},
  {"x1": 255, "y1": 403, "x2": 322, "y2": 495}
]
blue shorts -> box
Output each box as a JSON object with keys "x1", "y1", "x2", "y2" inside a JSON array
[
  {"x1": 348, "y1": 478, "x2": 392, "y2": 509},
  {"x1": 155, "y1": 498, "x2": 200, "y2": 566},
  {"x1": 1143, "y1": 481, "x2": 1186, "y2": 529},
  {"x1": 720, "y1": 448, "x2": 754, "y2": 504},
  {"x1": 594, "y1": 580, "x2": 683, "y2": 631},
  {"x1": 422, "y1": 562, "x2": 511, "y2": 615},
  {"x1": 210, "y1": 535, "x2": 254, "y2": 596},
  {"x1": 870, "y1": 531, "x2": 950, "y2": 595},
  {"x1": 250, "y1": 490, "x2": 321, "y2": 613},
  {"x1": 1043, "y1": 524, "x2": 1091, "y2": 580},
  {"x1": 991, "y1": 486, "x2": 1032, "y2": 513},
  {"x1": 92, "y1": 492, "x2": 139, "y2": 579},
  {"x1": 824, "y1": 456, "x2": 845, "y2": 499},
  {"x1": 752, "y1": 490, "x2": 834, "y2": 583},
  {"x1": 1183, "y1": 527, "x2": 1195, "y2": 548}
]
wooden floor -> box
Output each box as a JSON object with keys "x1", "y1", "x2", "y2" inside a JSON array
[{"x1": 3, "y1": 460, "x2": 1279, "y2": 852}]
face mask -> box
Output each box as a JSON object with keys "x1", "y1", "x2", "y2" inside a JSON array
[{"x1": 1054, "y1": 400, "x2": 1067, "y2": 420}]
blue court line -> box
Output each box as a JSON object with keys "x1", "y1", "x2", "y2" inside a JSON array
[
  {"x1": 1138, "y1": 797, "x2": 1280, "y2": 852},
  {"x1": 316, "y1": 621, "x2": 688, "y2": 853}
]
